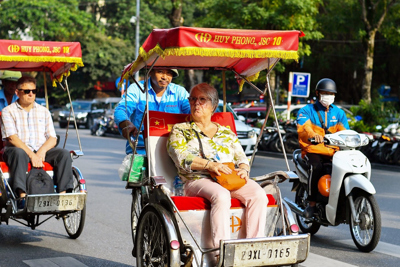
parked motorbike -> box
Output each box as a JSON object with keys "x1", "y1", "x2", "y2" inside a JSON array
[
  {"x1": 258, "y1": 126, "x2": 279, "y2": 151},
  {"x1": 381, "y1": 123, "x2": 400, "y2": 165},
  {"x1": 91, "y1": 115, "x2": 119, "y2": 136},
  {"x1": 283, "y1": 121, "x2": 299, "y2": 154},
  {"x1": 284, "y1": 130, "x2": 381, "y2": 252}
]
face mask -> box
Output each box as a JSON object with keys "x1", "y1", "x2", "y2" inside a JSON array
[{"x1": 319, "y1": 94, "x2": 335, "y2": 107}]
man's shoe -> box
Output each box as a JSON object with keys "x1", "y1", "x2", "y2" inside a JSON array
[
  {"x1": 304, "y1": 205, "x2": 316, "y2": 218},
  {"x1": 17, "y1": 198, "x2": 26, "y2": 210}
]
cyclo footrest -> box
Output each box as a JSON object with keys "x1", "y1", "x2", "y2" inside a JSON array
[
  {"x1": 26, "y1": 193, "x2": 86, "y2": 213},
  {"x1": 219, "y1": 233, "x2": 310, "y2": 267}
]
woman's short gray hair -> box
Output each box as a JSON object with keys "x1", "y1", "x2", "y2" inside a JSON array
[{"x1": 189, "y1": 83, "x2": 219, "y2": 112}]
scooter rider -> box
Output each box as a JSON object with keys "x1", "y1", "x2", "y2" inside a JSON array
[{"x1": 296, "y1": 78, "x2": 350, "y2": 218}]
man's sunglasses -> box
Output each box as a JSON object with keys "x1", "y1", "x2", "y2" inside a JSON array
[{"x1": 18, "y1": 89, "x2": 37, "y2": 94}]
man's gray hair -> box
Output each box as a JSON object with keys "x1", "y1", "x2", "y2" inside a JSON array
[{"x1": 190, "y1": 83, "x2": 219, "y2": 112}]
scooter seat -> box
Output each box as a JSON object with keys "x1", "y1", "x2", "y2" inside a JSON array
[
  {"x1": 297, "y1": 156, "x2": 309, "y2": 170},
  {"x1": 293, "y1": 149, "x2": 309, "y2": 170}
]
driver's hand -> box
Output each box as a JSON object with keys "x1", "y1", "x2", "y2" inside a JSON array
[
  {"x1": 30, "y1": 153, "x2": 44, "y2": 168},
  {"x1": 313, "y1": 134, "x2": 324, "y2": 143},
  {"x1": 122, "y1": 124, "x2": 138, "y2": 140}
]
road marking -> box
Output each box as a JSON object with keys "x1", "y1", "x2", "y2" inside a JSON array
[
  {"x1": 336, "y1": 239, "x2": 400, "y2": 258},
  {"x1": 23, "y1": 257, "x2": 88, "y2": 267},
  {"x1": 300, "y1": 253, "x2": 358, "y2": 267}
]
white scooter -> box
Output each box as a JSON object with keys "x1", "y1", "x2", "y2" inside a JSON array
[{"x1": 284, "y1": 130, "x2": 381, "y2": 252}]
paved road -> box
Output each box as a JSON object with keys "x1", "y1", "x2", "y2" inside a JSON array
[{"x1": 0, "y1": 127, "x2": 399, "y2": 266}]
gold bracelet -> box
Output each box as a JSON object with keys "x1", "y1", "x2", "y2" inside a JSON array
[{"x1": 204, "y1": 160, "x2": 210, "y2": 170}]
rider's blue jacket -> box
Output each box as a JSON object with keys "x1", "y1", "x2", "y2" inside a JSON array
[
  {"x1": 0, "y1": 88, "x2": 18, "y2": 111},
  {"x1": 297, "y1": 101, "x2": 350, "y2": 157},
  {"x1": 114, "y1": 79, "x2": 190, "y2": 154}
]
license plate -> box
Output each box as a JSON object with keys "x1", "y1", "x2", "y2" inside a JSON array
[
  {"x1": 26, "y1": 193, "x2": 86, "y2": 213},
  {"x1": 228, "y1": 240, "x2": 299, "y2": 266}
]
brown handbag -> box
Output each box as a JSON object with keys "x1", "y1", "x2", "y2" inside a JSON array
[
  {"x1": 209, "y1": 162, "x2": 246, "y2": 191},
  {"x1": 194, "y1": 131, "x2": 246, "y2": 191}
]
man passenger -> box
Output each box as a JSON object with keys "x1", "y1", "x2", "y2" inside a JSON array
[{"x1": 1, "y1": 77, "x2": 73, "y2": 209}]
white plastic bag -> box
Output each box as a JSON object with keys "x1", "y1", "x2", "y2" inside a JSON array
[{"x1": 118, "y1": 154, "x2": 133, "y2": 181}]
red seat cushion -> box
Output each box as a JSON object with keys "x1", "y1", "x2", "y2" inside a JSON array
[
  {"x1": 171, "y1": 194, "x2": 277, "y2": 211},
  {"x1": 0, "y1": 161, "x2": 54, "y2": 173}
]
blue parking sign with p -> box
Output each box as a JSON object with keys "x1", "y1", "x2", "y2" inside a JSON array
[{"x1": 292, "y1": 72, "x2": 311, "y2": 97}]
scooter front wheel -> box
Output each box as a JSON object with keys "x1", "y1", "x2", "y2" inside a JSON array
[
  {"x1": 295, "y1": 185, "x2": 321, "y2": 235},
  {"x1": 349, "y1": 191, "x2": 381, "y2": 252}
]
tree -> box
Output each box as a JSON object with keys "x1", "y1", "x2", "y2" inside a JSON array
[
  {"x1": 359, "y1": 0, "x2": 398, "y2": 103},
  {"x1": 0, "y1": 0, "x2": 137, "y2": 101},
  {"x1": 0, "y1": 0, "x2": 94, "y2": 41},
  {"x1": 193, "y1": 0, "x2": 323, "y2": 99}
]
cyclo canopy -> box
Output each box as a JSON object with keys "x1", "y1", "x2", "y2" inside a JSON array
[
  {"x1": 120, "y1": 26, "x2": 304, "y2": 90},
  {"x1": 0, "y1": 39, "x2": 83, "y2": 86}
]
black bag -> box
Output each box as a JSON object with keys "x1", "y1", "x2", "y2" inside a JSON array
[{"x1": 26, "y1": 168, "x2": 54, "y2": 195}]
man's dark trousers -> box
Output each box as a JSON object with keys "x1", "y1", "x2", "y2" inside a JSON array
[{"x1": 3, "y1": 147, "x2": 73, "y2": 195}]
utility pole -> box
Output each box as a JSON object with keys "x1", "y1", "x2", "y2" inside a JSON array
[{"x1": 135, "y1": 0, "x2": 140, "y2": 81}]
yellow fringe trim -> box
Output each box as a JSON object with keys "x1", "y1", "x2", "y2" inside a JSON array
[
  {"x1": 0, "y1": 55, "x2": 84, "y2": 65},
  {"x1": 238, "y1": 72, "x2": 260, "y2": 92},
  {"x1": 122, "y1": 44, "x2": 298, "y2": 86},
  {"x1": 0, "y1": 56, "x2": 83, "y2": 87}
]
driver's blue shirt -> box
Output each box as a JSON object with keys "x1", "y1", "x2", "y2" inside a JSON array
[
  {"x1": 0, "y1": 88, "x2": 18, "y2": 111},
  {"x1": 114, "y1": 79, "x2": 190, "y2": 154}
]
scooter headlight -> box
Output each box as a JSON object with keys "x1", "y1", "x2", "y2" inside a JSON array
[
  {"x1": 361, "y1": 135, "x2": 369, "y2": 146},
  {"x1": 329, "y1": 138, "x2": 345, "y2": 146},
  {"x1": 339, "y1": 134, "x2": 361, "y2": 148}
]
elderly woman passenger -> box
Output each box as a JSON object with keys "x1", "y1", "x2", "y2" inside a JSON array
[{"x1": 167, "y1": 83, "x2": 268, "y2": 249}]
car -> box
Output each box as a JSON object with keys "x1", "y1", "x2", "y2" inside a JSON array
[
  {"x1": 58, "y1": 100, "x2": 105, "y2": 129},
  {"x1": 35, "y1": 98, "x2": 62, "y2": 121},
  {"x1": 95, "y1": 97, "x2": 121, "y2": 117},
  {"x1": 216, "y1": 101, "x2": 257, "y2": 156},
  {"x1": 35, "y1": 97, "x2": 46, "y2": 107}
]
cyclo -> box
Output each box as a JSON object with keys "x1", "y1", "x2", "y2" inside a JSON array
[
  {"x1": 0, "y1": 39, "x2": 87, "y2": 238},
  {"x1": 120, "y1": 27, "x2": 310, "y2": 266}
]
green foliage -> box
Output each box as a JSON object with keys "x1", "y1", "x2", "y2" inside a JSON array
[
  {"x1": 0, "y1": 0, "x2": 95, "y2": 41},
  {"x1": 100, "y1": 0, "x2": 199, "y2": 44},
  {"x1": 196, "y1": 0, "x2": 323, "y2": 58},
  {"x1": 349, "y1": 98, "x2": 399, "y2": 132},
  {"x1": 80, "y1": 31, "x2": 135, "y2": 84}
]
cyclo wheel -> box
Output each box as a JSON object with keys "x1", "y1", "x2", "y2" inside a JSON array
[
  {"x1": 295, "y1": 185, "x2": 320, "y2": 235},
  {"x1": 260, "y1": 180, "x2": 294, "y2": 236},
  {"x1": 63, "y1": 170, "x2": 86, "y2": 239},
  {"x1": 349, "y1": 190, "x2": 381, "y2": 252},
  {"x1": 131, "y1": 187, "x2": 142, "y2": 247},
  {"x1": 136, "y1": 207, "x2": 170, "y2": 266}
]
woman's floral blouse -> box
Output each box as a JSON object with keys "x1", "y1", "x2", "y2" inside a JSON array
[{"x1": 167, "y1": 121, "x2": 248, "y2": 182}]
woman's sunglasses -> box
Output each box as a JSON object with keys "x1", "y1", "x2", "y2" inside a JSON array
[
  {"x1": 188, "y1": 97, "x2": 211, "y2": 105},
  {"x1": 18, "y1": 89, "x2": 37, "y2": 94}
]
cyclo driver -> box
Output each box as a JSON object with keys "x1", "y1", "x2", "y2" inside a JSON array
[{"x1": 296, "y1": 78, "x2": 349, "y2": 218}]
